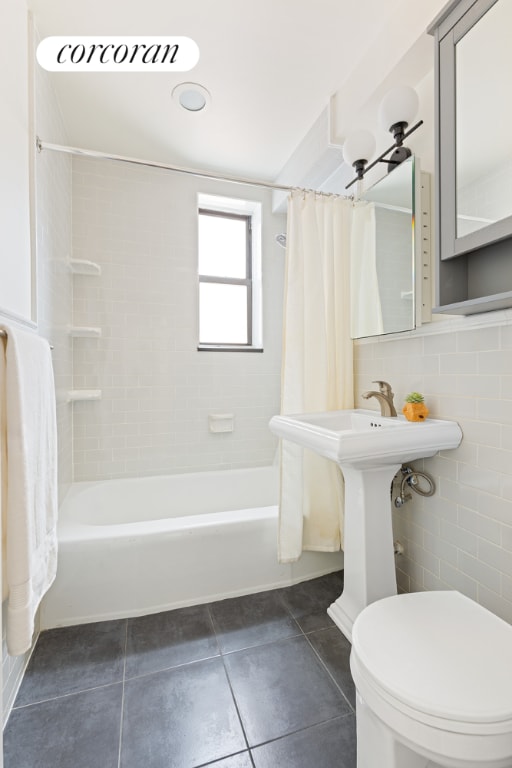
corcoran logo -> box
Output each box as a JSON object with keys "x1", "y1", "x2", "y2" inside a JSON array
[{"x1": 37, "y1": 36, "x2": 199, "y2": 72}]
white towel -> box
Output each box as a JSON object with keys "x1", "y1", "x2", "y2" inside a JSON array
[{"x1": 0, "y1": 325, "x2": 58, "y2": 655}]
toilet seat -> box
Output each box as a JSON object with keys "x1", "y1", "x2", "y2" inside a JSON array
[{"x1": 351, "y1": 591, "x2": 512, "y2": 734}]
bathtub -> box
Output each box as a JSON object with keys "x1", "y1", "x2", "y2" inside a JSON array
[{"x1": 41, "y1": 466, "x2": 343, "y2": 628}]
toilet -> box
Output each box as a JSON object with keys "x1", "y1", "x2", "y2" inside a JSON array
[{"x1": 350, "y1": 591, "x2": 512, "y2": 768}]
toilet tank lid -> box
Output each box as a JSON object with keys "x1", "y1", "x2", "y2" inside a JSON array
[{"x1": 352, "y1": 591, "x2": 512, "y2": 725}]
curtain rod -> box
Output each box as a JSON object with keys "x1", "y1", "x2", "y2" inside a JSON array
[{"x1": 36, "y1": 137, "x2": 343, "y2": 197}]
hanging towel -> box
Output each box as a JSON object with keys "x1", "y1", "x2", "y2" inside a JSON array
[{"x1": 0, "y1": 325, "x2": 58, "y2": 655}]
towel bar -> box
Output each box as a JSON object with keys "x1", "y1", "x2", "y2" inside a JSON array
[{"x1": 0, "y1": 329, "x2": 54, "y2": 350}]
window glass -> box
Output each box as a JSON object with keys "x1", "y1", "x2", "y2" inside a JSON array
[
  {"x1": 198, "y1": 213, "x2": 247, "y2": 278},
  {"x1": 199, "y1": 283, "x2": 248, "y2": 344}
]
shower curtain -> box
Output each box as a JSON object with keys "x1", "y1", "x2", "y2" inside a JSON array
[{"x1": 278, "y1": 190, "x2": 354, "y2": 563}]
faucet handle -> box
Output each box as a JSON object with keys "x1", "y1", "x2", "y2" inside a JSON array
[{"x1": 372, "y1": 380, "x2": 393, "y2": 396}]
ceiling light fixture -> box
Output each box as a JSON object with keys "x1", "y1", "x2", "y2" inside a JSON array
[
  {"x1": 172, "y1": 82, "x2": 211, "y2": 112},
  {"x1": 344, "y1": 85, "x2": 423, "y2": 190}
]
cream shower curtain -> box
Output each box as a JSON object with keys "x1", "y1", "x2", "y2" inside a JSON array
[{"x1": 278, "y1": 190, "x2": 354, "y2": 563}]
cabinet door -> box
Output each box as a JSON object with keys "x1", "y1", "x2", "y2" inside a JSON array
[{"x1": 431, "y1": 0, "x2": 512, "y2": 314}]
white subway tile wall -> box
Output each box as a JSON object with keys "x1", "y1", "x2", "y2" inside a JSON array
[
  {"x1": 2, "y1": 34, "x2": 73, "y2": 725},
  {"x1": 71, "y1": 157, "x2": 286, "y2": 480},
  {"x1": 355, "y1": 321, "x2": 512, "y2": 624}
]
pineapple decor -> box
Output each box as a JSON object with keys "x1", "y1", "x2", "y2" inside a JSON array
[{"x1": 403, "y1": 392, "x2": 429, "y2": 422}]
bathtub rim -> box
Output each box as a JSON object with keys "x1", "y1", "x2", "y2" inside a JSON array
[
  {"x1": 59, "y1": 464, "x2": 279, "y2": 533},
  {"x1": 58, "y1": 503, "x2": 279, "y2": 543}
]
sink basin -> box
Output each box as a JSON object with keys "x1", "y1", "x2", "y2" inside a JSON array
[
  {"x1": 270, "y1": 408, "x2": 463, "y2": 640},
  {"x1": 269, "y1": 408, "x2": 463, "y2": 468}
]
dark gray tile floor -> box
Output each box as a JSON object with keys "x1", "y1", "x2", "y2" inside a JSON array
[{"x1": 4, "y1": 570, "x2": 356, "y2": 768}]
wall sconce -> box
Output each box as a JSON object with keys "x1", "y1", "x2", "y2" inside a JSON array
[
  {"x1": 342, "y1": 130, "x2": 376, "y2": 182},
  {"x1": 344, "y1": 85, "x2": 423, "y2": 190}
]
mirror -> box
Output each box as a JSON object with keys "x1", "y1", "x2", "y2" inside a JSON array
[
  {"x1": 431, "y1": 0, "x2": 512, "y2": 313},
  {"x1": 456, "y1": 0, "x2": 512, "y2": 239},
  {"x1": 350, "y1": 156, "x2": 418, "y2": 339}
]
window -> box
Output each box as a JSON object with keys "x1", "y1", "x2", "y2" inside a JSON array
[
  {"x1": 198, "y1": 210, "x2": 252, "y2": 345},
  {"x1": 197, "y1": 195, "x2": 262, "y2": 351}
]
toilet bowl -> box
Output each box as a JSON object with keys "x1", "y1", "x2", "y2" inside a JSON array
[{"x1": 350, "y1": 591, "x2": 512, "y2": 768}]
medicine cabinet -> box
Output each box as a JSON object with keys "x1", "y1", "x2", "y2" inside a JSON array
[
  {"x1": 350, "y1": 156, "x2": 431, "y2": 339},
  {"x1": 429, "y1": 0, "x2": 512, "y2": 314}
]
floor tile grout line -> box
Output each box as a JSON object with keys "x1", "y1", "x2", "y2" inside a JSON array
[
  {"x1": 123, "y1": 651, "x2": 222, "y2": 684},
  {"x1": 218, "y1": 628, "x2": 314, "y2": 660},
  {"x1": 219, "y1": 656, "x2": 256, "y2": 766},
  {"x1": 303, "y1": 631, "x2": 355, "y2": 714},
  {"x1": 276, "y1": 588, "x2": 304, "y2": 627},
  {"x1": 117, "y1": 619, "x2": 129, "y2": 768},
  {"x1": 207, "y1": 604, "x2": 255, "y2": 764},
  {"x1": 193, "y1": 747, "x2": 255, "y2": 768},
  {"x1": 247, "y1": 710, "x2": 355, "y2": 752},
  {"x1": 120, "y1": 624, "x2": 336, "y2": 688},
  {"x1": 276, "y1": 585, "x2": 340, "y2": 638},
  {"x1": 10, "y1": 679, "x2": 124, "y2": 711},
  {"x1": 216, "y1": 624, "x2": 304, "y2": 657}
]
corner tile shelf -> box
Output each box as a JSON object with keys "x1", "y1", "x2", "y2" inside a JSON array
[
  {"x1": 67, "y1": 389, "x2": 102, "y2": 403},
  {"x1": 69, "y1": 259, "x2": 102, "y2": 276},
  {"x1": 69, "y1": 259, "x2": 102, "y2": 404},
  {"x1": 69, "y1": 326, "x2": 102, "y2": 338}
]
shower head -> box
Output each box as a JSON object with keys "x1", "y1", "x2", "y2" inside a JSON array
[{"x1": 275, "y1": 233, "x2": 287, "y2": 248}]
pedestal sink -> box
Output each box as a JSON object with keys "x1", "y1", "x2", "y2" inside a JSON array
[{"x1": 269, "y1": 408, "x2": 462, "y2": 640}]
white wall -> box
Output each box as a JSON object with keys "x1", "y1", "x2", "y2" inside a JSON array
[
  {"x1": 1, "y1": 15, "x2": 73, "y2": 726},
  {"x1": 71, "y1": 157, "x2": 285, "y2": 480},
  {"x1": 0, "y1": 0, "x2": 34, "y2": 322}
]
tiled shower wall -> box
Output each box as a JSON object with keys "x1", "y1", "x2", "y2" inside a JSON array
[
  {"x1": 354, "y1": 316, "x2": 512, "y2": 624},
  {"x1": 2, "y1": 28, "x2": 73, "y2": 723},
  {"x1": 71, "y1": 158, "x2": 286, "y2": 481}
]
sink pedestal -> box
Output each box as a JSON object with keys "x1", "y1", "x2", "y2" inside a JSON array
[
  {"x1": 269, "y1": 408, "x2": 462, "y2": 641},
  {"x1": 327, "y1": 463, "x2": 402, "y2": 641}
]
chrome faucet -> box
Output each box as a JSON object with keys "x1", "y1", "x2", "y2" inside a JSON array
[{"x1": 361, "y1": 380, "x2": 397, "y2": 417}]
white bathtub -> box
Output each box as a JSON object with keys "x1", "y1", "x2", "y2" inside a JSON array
[{"x1": 41, "y1": 466, "x2": 343, "y2": 628}]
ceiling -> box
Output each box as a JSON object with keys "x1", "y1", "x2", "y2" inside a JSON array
[{"x1": 27, "y1": 0, "x2": 407, "y2": 182}]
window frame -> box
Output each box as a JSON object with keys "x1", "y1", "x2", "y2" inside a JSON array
[{"x1": 197, "y1": 205, "x2": 262, "y2": 352}]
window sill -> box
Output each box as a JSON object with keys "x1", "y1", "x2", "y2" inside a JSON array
[{"x1": 197, "y1": 345, "x2": 264, "y2": 353}]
